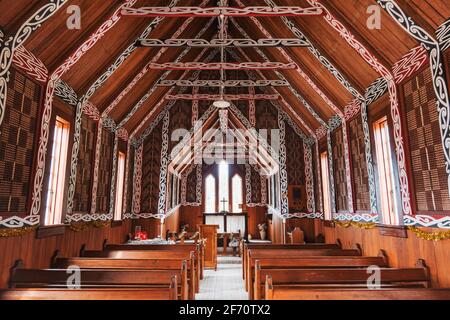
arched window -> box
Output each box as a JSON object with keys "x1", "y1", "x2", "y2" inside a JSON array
[
  {"x1": 218, "y1": 161, "x2": 229, "y2": 212},
  {"x1": 205, "y1": 174, "x2": 216, "y2": 213},
  {"x1": 232, "y1": 174, "x2": 243, "y2": 213}
]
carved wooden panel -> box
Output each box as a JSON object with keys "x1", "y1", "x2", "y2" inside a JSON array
[{"x1": 141, "y1": 121, "x2": 163, "y2": 213}]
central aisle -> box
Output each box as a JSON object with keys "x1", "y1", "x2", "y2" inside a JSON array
[{"x1": 196, "y1": 256, "x2": 248, "y2": 300}]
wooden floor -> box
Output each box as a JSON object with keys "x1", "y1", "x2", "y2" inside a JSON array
[{"x1": 196, "y1": 256, "x2": 248, "y2": 300}]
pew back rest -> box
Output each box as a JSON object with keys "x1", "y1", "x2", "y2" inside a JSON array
[
  {"x1": 0, "y1": 286, "x2": 178, "y2": 300},
  {"x1": 10, "y1": 269, "x2": 182, "y2": 287},
  {"x1": 52, "y1": 258, "x2": 190, "y2": 269}
]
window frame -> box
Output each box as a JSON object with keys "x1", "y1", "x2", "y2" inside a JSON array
[
  {"x1": 114, "y1": 151, "x2": 126, "y2": 221},
  {"x1": 43, "y1": 115, "x2": 71, "y2": 226},
  {"x1": 320, "y1": 151, "x2": 332, "y2": 220}
]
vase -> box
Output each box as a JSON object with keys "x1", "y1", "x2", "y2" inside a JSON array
[{"x1": 259, "y1": 230, "x2": 267, "y2": 241}]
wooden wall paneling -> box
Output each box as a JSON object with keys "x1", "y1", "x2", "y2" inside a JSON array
[
  {"x1": 180, "y1": 205, "x2": 203, "y2": 233},
  {"x1": 323, "y1": 223, "x2": 450, "y2": 288},
  {"x1": 247, "y1": 206, "x2": 267, "y2": 240},
  {"x1": 0, "y1": 220, "x2": 131, "y2": 289}
]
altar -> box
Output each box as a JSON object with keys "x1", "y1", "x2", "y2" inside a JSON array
[
  {"x1": 203, "y1": 212, "x2": 248, "y2": 239},
  {"x1": 204, "y1": 212, "x2": 248, "y2": 255}
]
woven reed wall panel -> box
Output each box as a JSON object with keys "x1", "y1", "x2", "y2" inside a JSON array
[
  {"x1": 186, "y1": 164, "x2": 197, "y2": 203},
  {"x1": 404, "y1": 67, "x2": 450, "y2": 212},
  {"x1": 96, "y1": 129, "x2": 113, "y2": 213},
  {"x1": 0, "y1": 68, "x2": 40, "y2": 215},
  {"x1": 72, "y1": 116, "x2": 96, "y2": 213},
  {"x1": 126, "y1": 146, "x2": 135, "y2": 213},
  {"x1": 141, "y1": 121, "x2": 163, "y2": 213},
  {"x1": 285, "y1": 124, "x2": 305, "y2": 186},
  {"x1": 348, "y1": 116, "x2": 370, "y2": 212},
  {"x1": 332, "y1": 127, "x2": 348, "y2": 212}
]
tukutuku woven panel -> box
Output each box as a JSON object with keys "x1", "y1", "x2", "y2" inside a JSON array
[
  {"x1": 0, "y1": 68, "x2": 40, "y2": 215},
  {"x1": 73, "y1": 115, "x2": 96, "y2": 213},
  {"x1": 403, "y1": 66, "x2": 450, "y2": 212},
  {"x1": 332, "y1": 127, "x2": 348, "y2": 212},
  {"x1": 348, "y1": 116, "x2": 370, "y2": 211}
]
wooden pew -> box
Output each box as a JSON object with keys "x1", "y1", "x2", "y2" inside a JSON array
[
  {"x1": 103, "y1": 242, "x2": 204, "y2": 280},
  {"x1": 246, "y1": 251, "x2": 388, "y2": 299},
  {"x1": 79, "y1": 250, "x2": 197, "y2": 297},
  {"x1": 253, "y1": 260, "x2": 431, "y2": 300},
  {"x1": 265, "y1": 277, "x2": 450, "y2": 300},
  {"x1": 51, "y1": 257, "x2": 194, "y2": 300},
  {"x1": 0, "y1": 282, "x2": 178, "y2": 300},
  {"x1": 244, "y1": 245, "x2": 361, "y2": 291},
  {"x1": 241, "y1": 242, "x2": 343, "y2": 281},
  {"x1": 9, "y1": 268, "x2": 189, "y2": 300}
]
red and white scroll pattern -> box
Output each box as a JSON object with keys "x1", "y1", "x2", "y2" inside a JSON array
[
  {"x1": 249, "y1": 87, "x2": 256, "y2": 126},
  {"x1": 140, "y1": 38, "x2": 309, "y2": 48},
  {"x1": 308, "y1": 0, "x2": 411, "y2": 216},
  {"x1": 130, "y1": 48, "x2": 214, "y2": 141},
  {"x1": 117, "y1": 128, "x2": 129, "y2": 141},
  {"x1": 393, "y1": 46, "x2": 428, "y2": 84},
  {"x1": 377, "y1": 0, "x2": 450, "y2": 227},
  {"x1": 90, "y1": 122, "x2": 103, "y2": 214},
  {"x1": 192, "y1": 87, "x2": 199, "y2": 126},
  {"x1": 132, "y1": 144, "x2": 143, "y2": 214},
  {"x1": 12, "y1": 46, "x2": 48, "y2": 83},
  {"x1": 82, "y1": 102, "x2": 100, "y2": 121},
  {"x1": 231, "y1": 19, "x2": 327, "y2": 129},
  {"x1": 0, "y1": 0, "x2": 67, "y2": 131},
  {"x1": 316, "y1": 126, "x2": 327, "y2": 140},
  {"x1": 147, "y1": 62, "x2": 296, "y2": 71},
  {"x1": 122, "y1": 6, "x2": 323, "y2": 17},
  {"x1": 105, "y1": 0, "x2": 210, "y2": 117},
  {"x1": 304, "y1": 142, "x2": 315, "y2": 213},
  {"x1": 30, "y1": 0, "x2": 135, "y2": 217},
  {"x1": 165, "y1": 94, "x2": 280, "y2": 101},
  {"x1": 159, "y1": 79, "x2": 289, "y2": 87},
  {"x1": 229, "y1": 47, "x2": 315, "y2": 137},
  {"x1": 344, "y1": 99, "x2": 361, "y2": 122}
]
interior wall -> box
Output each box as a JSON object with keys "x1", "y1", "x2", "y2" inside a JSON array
[
  {"x1": 270, "y1": 214, "x2": 285, "y2": 244},
  {"x1": 323, "y1": 223, "x2": 450, "y2": 288},
  {"x1": 132, "y1": 218, "x2": 161, "y2": 239},
  {"x1": 179, "y1": 206, "x2": 203, "y2": 233},
  {"x1": 247, "y1": 206, "x2": 267, "y2": 239},
  {"x1": 163, "y1": 206, "x2": 181, "y2": 236},
  {"x1": 0, "y1": 220, "x2": 132, "y2": 289}
]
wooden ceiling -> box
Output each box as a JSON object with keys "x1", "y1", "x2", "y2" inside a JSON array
[{"x1": 3, "y1": 0, "x2": 446, "y2": 138}]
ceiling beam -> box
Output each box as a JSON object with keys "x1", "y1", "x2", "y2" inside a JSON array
[
  {"x1": 307, "y1": 0, "x2": 411, "y2": 217},
  {"x1": 0, "y1": 0, "x2": 68, "y2": 229},
  {"x1": 263, "y1": 0, "x2": 365, "y2": 99},
  {"x1": 158, "y1": 79, "x2": 288, "y2": 87},
  {"x1": 121, "y1": 6, "x2": 323, "y2": 17},
  {"x1": 137, "y1": 38, "x2": 309, "y2": 47},
  {"x1": 31, "y1": 0, "x2": 136, "y2": 220},
  {"x1": 226, "y1": 47, "x2": 316, "y2": 138},
  {"x1": 231, "y1": 18, "x2": 328, "y2": 128},
  {"x1": 165, "y1": 94, "x2": 280, "y2": 100},
  {"x1": 146, "y1": 62, "x2": 296, "y2": 70},
  {"x1": 117, "y1": 18, "x2": 215, "y2": 129},
  {"x1": 105, "y1": 0, "x2": 212, "y2": 122}
]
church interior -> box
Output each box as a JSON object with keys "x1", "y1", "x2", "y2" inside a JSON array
[{"x1": 0, "y1": 0, "x2": 450, "y2": 301}]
